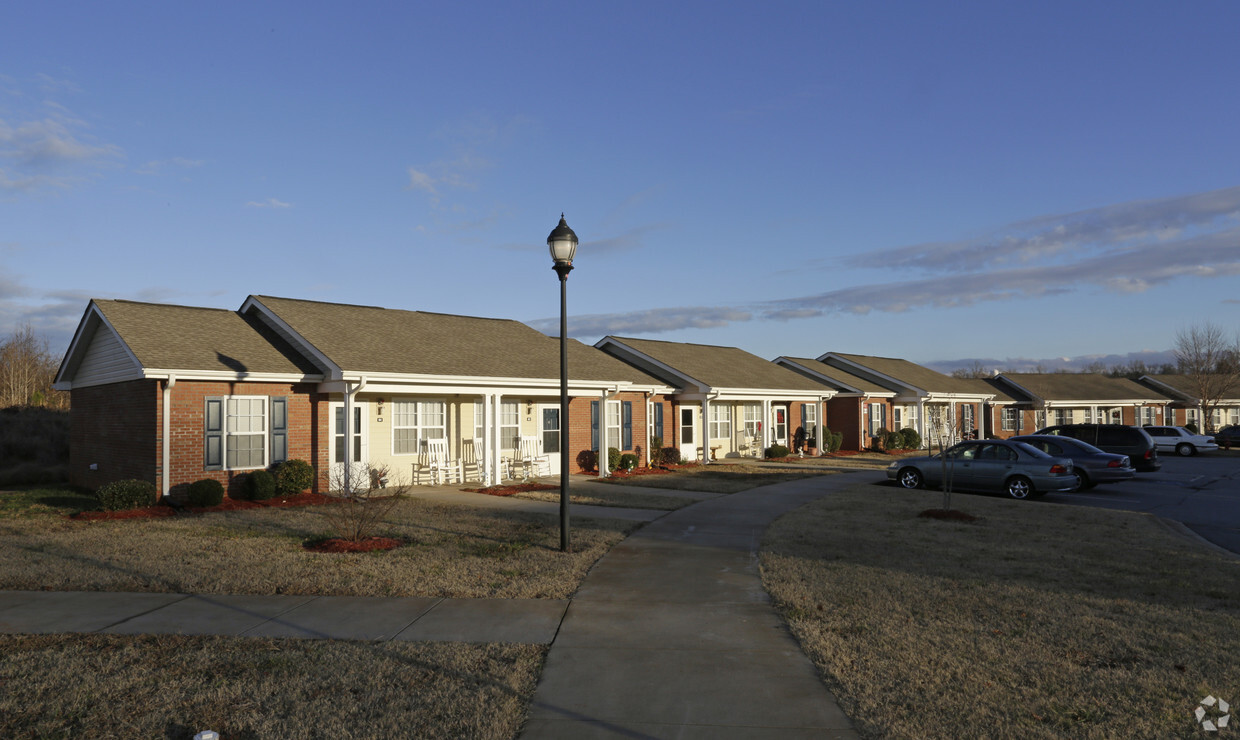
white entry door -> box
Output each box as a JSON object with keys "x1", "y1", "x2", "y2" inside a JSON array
[
  {"x1": 772, "y1": 406, "x2": 788, "y2": 446},
  {"x1": 679, "y1": 406, "x2": 699, "y2": 461},
  {"x1": 539, "y1": 405, "x2": 562, "y2": 473},
  {"x1": 330, "y1": 401, "x2": 369, "y2": 486}
]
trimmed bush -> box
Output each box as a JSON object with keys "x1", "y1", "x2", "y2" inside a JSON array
[
  {"x1": 899, "y1": 427, "x2": 922, "y2": 450},
  {"x1": 765, "y1": 444, "x2": 791, "y2": 459},
  {"x1": 619, "y1": 453, "x2": 638, "y2": 470},
  {"x1": 186, "y1": 478, "x2": 225, "y2": 508},
  {"x1": 607, "y1": 447, "x2": 622, "y2": 471},
  {"x1": 244, "y1": 469, "x2": 277, "y2": 500},
  {"x1": 828, "y1": 431, "x2": 844, "y2": 453},
  {"x1": 274, "y1": 458, "x2": 314, "y2": 495},
  {"x1": 881, "y1": 429, "x2": 904, "y2": 450},
  {"x1": 1185, "y1": 422, "x2": 1199, "y2": 434},
  {"x1": 96, "y1": 479, "x2": 157, "y2": 511},
  {"x1": 660, "y1": 447, "x2": 681, "y2": 465},
  {"x1": 576, "y1": 449, "x2": 598, "y2": 472}
]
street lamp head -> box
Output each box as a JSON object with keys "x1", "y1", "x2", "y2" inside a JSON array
[{"x1": 547, "y1": 213, "x2": 578, "y2": 267}]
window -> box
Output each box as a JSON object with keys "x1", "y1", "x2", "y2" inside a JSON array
[
  {"x1": 474, "y1": 403, "x2": 485, "y2": 441},
  {"x1": 1229, "y1": 407, "x2": 1240, "y2": 426},
  {"x1": 961, "y1": 405, "x2": 975, "y2": 431},
  {"x1": 500, "y1": 401, "x2": 520, "y2": 451},
  {"x1": 1053, "y1": 408, "x2": 1070, "y2": 426},
  {"x1": 1140, "y1": 406, "x2": 1157, "y2": 426},
  {"x1": 606, "y1": 401, "x2": 622, "y2": 450},
  {"x1": 709, "y1": 404, "x2": 732, "y2": 440},
  {"x1": 802, "y1": 403, "x2": 818, "y2": 441},
  {"x1": 1002, "y1": 407, "x2": 1020, "y2": 431},
  {"x1": 742, "y1": 403, "x2": 761, "y2": 438},
  {"x1": 591, "y1": 400, "x2": 624, "y2": 450},
  {"x1": 392, "y1": 399, "x2": 446, "y2": 455},
  {"x1": 205, "y1": 396, "x2": 284, "y2": 471},
  {"x1": 868, "y1": 403, "x2": 886, "y2": 436}
]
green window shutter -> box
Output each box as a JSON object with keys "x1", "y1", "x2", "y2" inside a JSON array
[
  {"x1": 622, "y1": 401, "x2": 633, "y2": 450},
  {"x1": 205, "y1": 397, "x2": 223, "y2": 470},
  {"x1": 270, "y1": 397, "x2": 288, "y2": 464}
]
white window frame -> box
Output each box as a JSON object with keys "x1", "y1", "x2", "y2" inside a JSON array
[
  {"x1": 709, "y1": 404, "x2": 732, "y2": 440},
  {"x1": 204, "y1": 395, "x2": 269, "y2": 471},
  {"x1": 500, "y1": 401, "x2": 520, "y2": 452},
  {"x1": 605, "y1": 400, "x2": 622, "y2": 451},
  {"x1": 1002, "y1": 407, "x2": 1019, "y2": 431},
  {"x1": 1141, "y1": 406, "x2": 1157, "y2": 426},
  {"x1": 742, "y1": 402, "x2": 762, "y2": 438},
  {"x1": 391, "y1": 399, "x2": 446, "y2": 455}
]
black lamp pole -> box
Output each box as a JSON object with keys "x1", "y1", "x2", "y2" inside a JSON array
[{"x1": 548, "y1": 214, "x2": 578, "y2": 552}]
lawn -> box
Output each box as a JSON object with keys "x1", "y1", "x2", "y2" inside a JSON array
[{"x1": 760, "y1": 482, "x2": 1240, "y2": 739}]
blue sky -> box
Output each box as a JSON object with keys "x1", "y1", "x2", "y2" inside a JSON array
[{"x1": 3, "y1": 1, "x2": 1239, "y2": 371}]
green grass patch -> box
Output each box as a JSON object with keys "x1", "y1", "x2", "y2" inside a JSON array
[{"x1": 0, "y1": 485, "x2": 97, "y2": 518}]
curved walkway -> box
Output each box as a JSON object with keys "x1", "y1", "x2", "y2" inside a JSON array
[{"x1": 520, "y1": 472, "x2": 863, "y2": 739}]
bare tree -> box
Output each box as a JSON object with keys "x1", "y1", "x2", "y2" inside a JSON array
[
  {"x1": 950, "y1": 361, "x2": 991, "y2": 379},
  {"x1": 324, "y1": 462, "x2": 409, "y2": 542},
  {"x1": 1173, "y1": 323, "x2": 1240, "y2": 432},
  {"x1": 0, "y1": 325, "x2": 66, "y2": 409}
]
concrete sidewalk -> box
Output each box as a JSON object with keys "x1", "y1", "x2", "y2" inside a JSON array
[
  {"x1": 520, "y1": 472, "x2": 864, "y2": 739},
  {"x1": 0, "y1": 590, "x2": 570, "y2": 643}
]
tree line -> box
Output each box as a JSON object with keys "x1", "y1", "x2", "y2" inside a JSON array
[{"x1": 0, "y1": 325, "x2": 68, "y2": 410}]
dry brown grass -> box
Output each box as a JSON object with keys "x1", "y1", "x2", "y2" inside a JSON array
[
  {"x1": 0, "y1": 633, "x2": 541, "y2": 739},
  {"x1": 0, "y1": 497, "x2": 634, "y2": 598},
  {"x1": 597, "y1": 464, "x2": 836, "y2": 493},
  {"x1": 761, "y1": 483, "x2": 1240, "y2": 739},
  {"x1": 513, "y1": 486, "x2": 700, "y2": 510}
]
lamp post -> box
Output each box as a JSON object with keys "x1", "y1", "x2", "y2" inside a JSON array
[{"x1": 548, "y1": 214, "x2": 578, "y2": 552}]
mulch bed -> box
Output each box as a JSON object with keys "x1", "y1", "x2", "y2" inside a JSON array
[
  {"x1": 69, "y1": 492, "x2": 333, "y2": 521},
  {"x1": 304, "y1": 536, "x2": 404, "y2": 553},
  {"x1": 465, "y1": 483, "x2": 559, "y2": 497},
  {"x1": 918, "y1": 508, "x2": 980, "y2": 523}
]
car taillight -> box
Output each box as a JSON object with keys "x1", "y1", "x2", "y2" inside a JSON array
[
  {"x1": 1108, "y1": 458, "x2": 1129, "y2": 468},
  {"x1": 1050, "y1": 464, "x2": 1068, "y2": 474},
  {"x1": 1144, "y1": 449, "x2": 1154, "y2": 460}
]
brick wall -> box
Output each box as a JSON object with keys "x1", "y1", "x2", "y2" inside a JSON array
[
  {"x1": 70, "y1": 380, "x2": 159, "y2": 491},
  {"x1": 565, "y1": 391, "x2": 653, "y2": 472},
  {"x1": 164, "y1": 380, "x2": 328, "y2": 499}
]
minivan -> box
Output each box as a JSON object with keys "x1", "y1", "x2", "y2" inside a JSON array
[{"x1": 1034, "y1": 424, "x2": 1162, "y2": 472}]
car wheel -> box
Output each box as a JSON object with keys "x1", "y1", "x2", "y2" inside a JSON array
[
  {"x1": 897, "y1": 468, "x2": 924, "y2": 489},
  {"x1": 1071, "y1": 470, "x2": 1091, "y2": 492},
  {"x1": 1005, "y1": 475, "x2": 1033, "y2": 500},
  {"x1": 1176, "y1": 443, "x2": 1195, "y2": 457}
]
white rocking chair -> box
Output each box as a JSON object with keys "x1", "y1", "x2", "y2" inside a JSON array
[
  {"x1": 414, "y1": 438, "x2": 462, "y2": 485},
  {"x1": 517, "y1": 436, "x2": 551, "y2": 479}
]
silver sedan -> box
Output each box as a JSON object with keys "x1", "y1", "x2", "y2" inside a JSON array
[
  {"x1": 887, "y1": 439, "x2": 1077, "y2": 499},
  {"x1": 1011, "y1": 434, "x2": 1135, "y2": 490}
]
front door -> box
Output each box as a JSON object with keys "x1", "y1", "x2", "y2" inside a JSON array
[
  {"x1": 772, "y1": 406, "x2": 788, "y2": 446},
  {"x1": 330, "y1": 401, "x2": 368, "y2": 487},
  {"x1": 539, "y1": 405, "x2": 562, "y2": 473},
  {"x1": 679, "y1": 406, "x2": 699, "y2": 461}
]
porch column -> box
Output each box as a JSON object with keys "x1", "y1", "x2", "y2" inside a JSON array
[
  {"x1": 700, "y1": 397, "x2": 711, "y2": 464},
  {"x1": 599, "y1": 389, "x2": 610, "y2": 477}
]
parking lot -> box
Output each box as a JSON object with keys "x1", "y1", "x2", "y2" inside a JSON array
[{"x1": 1040, "y1": 450, "x2": 1240, "y2": 554}]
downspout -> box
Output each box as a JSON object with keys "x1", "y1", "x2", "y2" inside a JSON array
[
  {"x1": 162, "y1": 375, "x2": 176, "y2": 501},
  {"x1": 344, "y1": 376, "x2": 367, "y2": 491}
]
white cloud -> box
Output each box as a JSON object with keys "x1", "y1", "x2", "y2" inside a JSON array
[
  {"x1": 406, "y1": 167, "x2": 437, "y2": 194},
  {"x1": 245, "y1": 198, "x2": 292, "y2": 208}
]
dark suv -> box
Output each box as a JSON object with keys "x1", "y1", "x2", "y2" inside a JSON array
[{"x1": 1034, "y1": 424, "x2": 1162, "y2": 472}]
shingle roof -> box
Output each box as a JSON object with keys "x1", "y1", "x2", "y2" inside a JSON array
[
  {"x1": 826, "y1": 352, "x2": 991, "y2": 396},
  {"x1": 998, "y1": 373, "x2": 1170, "y2": 402},
  {"x1": 778, "y1": 357, "x2": 895, "y2": 394},
  {"x1": 95, "y1": 299, "x2": 322, "y2": 375},
  {"x1": 601, "y1": 337, "x2": 829, "y2": 392},
  {"x1": 252, "y1": 296, "x2": 664, "y2": 384},
  {"x1": 1140, "y1": 374, "x2": 1240, "y2": 402}
]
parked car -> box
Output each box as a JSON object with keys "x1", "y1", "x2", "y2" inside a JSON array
[
  {"x1": 1010, "y1": 435, "x2": 1135, "y2": 490},
  {"x1": 1141, "y1": 425, "x2": 1218, "y2": 456},
  {"x1": 1034, "y1": 424, "x2": 1161, "y2": 472},
  {"x1": 1215, "y1": 425, "x2": 1240, "y2": 448},
  {"x1": 887, "y1": 439, "x2": 1076, "y2": 499}
]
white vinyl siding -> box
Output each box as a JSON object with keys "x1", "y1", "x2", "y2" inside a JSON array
[{"x1": 74, "y1": 325, "x2": 141, "y2": 386}]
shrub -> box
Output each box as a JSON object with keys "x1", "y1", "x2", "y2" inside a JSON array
[
  {"x1": 765, "y1": 444, "x2": 791, "y2": 459},
  {"x1": 96, "y1": 479, "x2": 157, "y2": 511},
  {"x1": 274, "y1": 458, "x2": 314, "y2": 495},
  {"x1": 1185, "y1": 422, "x2": 1199, "y2": 434},
  {"x1": 619, "y1": 453, "x2": 638, "y2": 470},
  {"x1": 244, "y1": 469, "x2": 277, "y2": 500},
  {"x1": 649, "y1": 437, "x2": 664, "y2": 466},
  {"x1": 186, "y1": 478, "x2": 224, "y2": 507},
  {"x1": 882, "y1": 429, "x2": 904, "y2": 450},
  {"x1": 899, "y1": 427, "x2": 922, "y2": 450},
  {"x1": 660, "y1": 447, "x2": 681, "y2": 465},
  {"x1": 607, "y1": 447, "x2": 622, "y2": 471},
  {"x1": 576, "y1": 449, "x2": 598, "y2": 472},
  {"x1": 828, "y1": 431, "x2": 844, "y2": 453}
]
